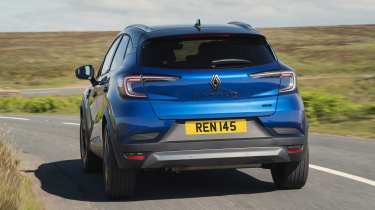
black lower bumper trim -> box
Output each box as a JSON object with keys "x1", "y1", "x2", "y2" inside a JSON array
[{"x1": 114, "y1": 136, "x2": 307, "y2": 169}]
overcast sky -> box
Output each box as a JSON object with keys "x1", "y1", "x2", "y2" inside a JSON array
[{"x1": 0, "y1": 0, "x2": 374, "y2": 32}]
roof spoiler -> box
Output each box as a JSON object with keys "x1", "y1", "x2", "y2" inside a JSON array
[
  {"x1": 228, "y1": 21, "x2": 256, "y2": 31},
  {"x1": 126, "y1": 24, "x2": 153, "y2": 32}
]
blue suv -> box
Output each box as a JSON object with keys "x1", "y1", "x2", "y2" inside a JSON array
[{"x1": 75, "y1": 21, "x2": 309, "y2": 198}]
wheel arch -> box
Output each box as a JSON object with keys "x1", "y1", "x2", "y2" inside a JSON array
[{"x1": 102, "y1": 104, "x2": 123, "y2": 167}]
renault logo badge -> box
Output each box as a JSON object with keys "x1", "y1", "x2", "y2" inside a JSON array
[{"x1": 210, "y1": 75, "x2": 221, "y2": 90}]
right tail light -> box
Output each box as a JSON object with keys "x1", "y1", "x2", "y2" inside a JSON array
[{"x1": 250, "y1": 71, "x2": 296, "y2": 93}]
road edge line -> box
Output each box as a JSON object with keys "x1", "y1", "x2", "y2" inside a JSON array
[
  {"x1": 310, "y1": 164, "x2": 375, "y2": 187},
  {"x1": 62, "y1": 122, "x2": 80, "y2": 126},
  {"x1": 0, "y1": 116, "x2": 30, "y2": 121}
]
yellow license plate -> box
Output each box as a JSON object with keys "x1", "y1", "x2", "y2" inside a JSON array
[{"x1": 185, "y1": 119, "x2": 247, "y2": 135}]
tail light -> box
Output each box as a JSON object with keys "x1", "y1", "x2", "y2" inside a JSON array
[
  {"x1": 122, "y1": 76, "x2": 146, "y2": 98},
  {"x1": 250, "y1": 71, "x2": 296, "y2": 93},
  {"x1": 120, "y1": 75, "x2": 179, "y2": 98},
  {"x1": 279, "y1": 72, "x2": 296, "y2": 93}
]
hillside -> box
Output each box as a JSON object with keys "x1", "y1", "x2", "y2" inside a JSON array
[
  {"x1": 0, "y1": 31, "x2": 116, "y2": 89},
  {"x1": 0, "y1": 25, "x2": 374, "y2": 102},
  {"x1": 263, "y1": 25, "x2": 375, "y2": 103}
]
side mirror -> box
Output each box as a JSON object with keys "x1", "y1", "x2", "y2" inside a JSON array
[{"x1": 75, "y1": 65, "x2": 94, "y2": 80}]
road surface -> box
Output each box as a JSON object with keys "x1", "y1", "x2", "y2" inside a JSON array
[{"x1": 1, "y1": 115, "x2": 374, "y2": 210}]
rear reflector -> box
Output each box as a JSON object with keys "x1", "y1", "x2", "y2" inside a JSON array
[
  {"x1": 287, "y1": 145, "x2": 304, "y2": 154},
  {"x1": 124, "y1": 153, "x2": 145, "y2": 160}
]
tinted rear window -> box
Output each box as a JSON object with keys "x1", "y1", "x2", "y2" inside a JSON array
[{"x1": 141, "y1": 35, "x2": 275, "y2": 69}]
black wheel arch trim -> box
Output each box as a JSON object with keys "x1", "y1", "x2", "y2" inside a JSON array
[{"x1": 103, "y1": 103, "x2": 123, "y2": 168}]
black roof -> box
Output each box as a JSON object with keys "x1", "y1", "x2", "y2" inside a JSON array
[{"x1": 122, "y1": 22, "x2": 263, "y2": 39}]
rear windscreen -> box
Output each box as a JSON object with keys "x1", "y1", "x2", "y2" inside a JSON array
[{"x1": 141, "y1": 35, "x2": 275, "y2": 69}]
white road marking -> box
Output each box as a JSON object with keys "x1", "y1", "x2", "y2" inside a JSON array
[
  {"x1": 62, "y1": 122, "x2": 80, "y2": 126},
  {"x1": 21, "y1": 87, "x2": 85, "y2": 94},
  {"x1": 22, "y1": 87, "x2": 85, "y2": 91},
  {"x1": 310, "y1": 164, "x2": 375, "y2": 187},
  {"x1": 0, "y1": 116, "x2": 30, "y2": 121}
]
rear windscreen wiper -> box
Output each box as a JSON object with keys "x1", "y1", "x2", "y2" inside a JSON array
[{"x1": 211, "y1": 59, "x2": 253, "y2": 68}]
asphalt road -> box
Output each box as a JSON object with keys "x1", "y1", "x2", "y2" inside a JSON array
[{"x1": 1, "y1": 115, "x2": 375, "y2": 210}]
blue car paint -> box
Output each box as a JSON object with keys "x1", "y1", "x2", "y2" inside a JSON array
[
  {"x1": 142, "y1": 62, "x2": 282, "y2": 119},
  {"x1": 84, "y1": 24, "x2": 307, "y2": 156},
  {"x1": 104, "y1": 76, "x2": 304, "y2": 147}
]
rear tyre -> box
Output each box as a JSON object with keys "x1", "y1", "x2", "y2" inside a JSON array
[
  {"x1": 271, "y1": 147, "x2": 309, "y2": 189},
  {"x1": 80, "y1": 117, "x2": 101, "y2": 173},
  {"x1": 103, "y1": 127, "x2": 136, "y2": 199}
]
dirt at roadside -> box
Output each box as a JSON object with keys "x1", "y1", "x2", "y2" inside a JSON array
[{"x1": 18, "y1": 152, "x2": 96, "y2": 210}]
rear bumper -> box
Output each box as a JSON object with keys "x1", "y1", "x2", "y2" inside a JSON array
[
  {"x1": 114, "y1": 136, "x2": 307, "y2": 170},
  {"x1": 142, "y1": 147, "x2": 288, "y2": 169}
]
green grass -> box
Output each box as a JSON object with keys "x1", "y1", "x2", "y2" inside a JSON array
[
  {"x1": 301, "y1": 91, "x2": 375, "y2": 123},
  {"x1": 301, "y1": 91, "x2": 375, "y2": 138},
  {"x1": 0, "y1": 138, "x2": 43, "y2": 210},
  {"x1": 298, "y1": 76, "x2": 375, "y2": 104},
  {"x1": 311, "y1": 120, "x2": 375, "y2": 139},
  {"x1": 0, "y1": 95, "x2": 81, "y2": 114}
]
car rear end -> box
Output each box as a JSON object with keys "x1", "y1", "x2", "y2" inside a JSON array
[{"x1": 111, "y1": 31, "x2": 308, "y2": 178}]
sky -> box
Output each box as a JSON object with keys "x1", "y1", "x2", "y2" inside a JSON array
[{"x1": 0, "y1": 0, "x2": 374, "y2": 32}]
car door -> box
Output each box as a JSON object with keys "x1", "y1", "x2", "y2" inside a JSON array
[{"x1": 88, "y1": 35, "x2": 123, "y2": 155}]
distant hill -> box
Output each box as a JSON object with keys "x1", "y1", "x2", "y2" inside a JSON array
[{"x1": 0, "y1": 25, "x2": 374, "y2": 101}]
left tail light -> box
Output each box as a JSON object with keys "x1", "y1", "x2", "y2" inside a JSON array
[
  {"x1": 120, "y1": 75, "x2": 179, "y2": 98},
  {"x1": 122, "y1": 75, "x2": 146, "y2": 98}
]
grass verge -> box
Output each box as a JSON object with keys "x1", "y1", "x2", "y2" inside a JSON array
[
  {"x1": 302, "y1": 91, "x2": 375, "y2": 139},
  {"x1": 0, "y1": 95, "x2": 81, "y2": 114},
  {"x1": 302, "y1": 91, "x2": 375, "y2": 124},
  {"x1": 0, "y1": 133, "x2": 43, "y2": 210}
]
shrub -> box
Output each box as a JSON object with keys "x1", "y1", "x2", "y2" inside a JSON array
[
  {"x1": 23, "y1": 97, "x2": 57, "y2": 113},
  {"x1": 0, "y1": 95, "x2": 81, "y2": 114},
  {"x1": 301, "y1": 91, "x2": 369, "y2": 124}
]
